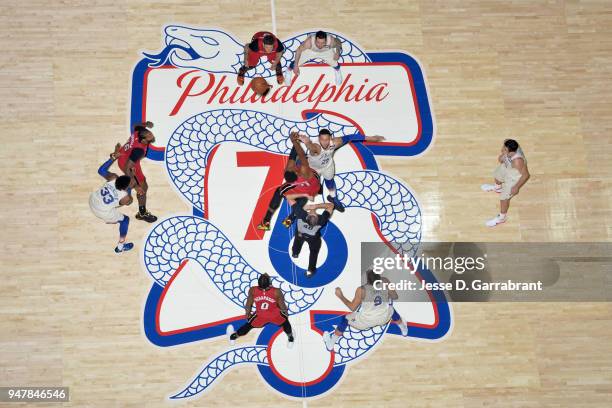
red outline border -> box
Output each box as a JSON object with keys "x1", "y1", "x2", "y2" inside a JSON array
[
  {"x1": 155, "y1": 259, "x2": 243, "y2": 336},
  {"x1": 266, "y1": 325, "x2": 335, "y2": 387}
]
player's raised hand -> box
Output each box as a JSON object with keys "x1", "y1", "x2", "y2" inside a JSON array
[
  {"x1": 111, "y1": 143, "x2": 122, "y2": 160},
  {"x1": 289, "y1": 131, "x2": 300, "y2": 142},
  {"x1": 299, "y1": 134, "x2": 310, "y2": 144},
  {"x1": 335, "y1": 287, "x2": 343, "y2": 298}
]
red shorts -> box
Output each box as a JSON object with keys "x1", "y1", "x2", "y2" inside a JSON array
[
  {"x1": 289, "y1": 183, "x2": 320, "y2": 197},
  {"x1": 118, "y1": 155, "x2": 146, "y2": 184},
  {"x1": 250, "y1": 312, "x2": 286, "y2": 328},
  {"x1": 247, "y1": 51, "x2": 278, "y2": 67}
]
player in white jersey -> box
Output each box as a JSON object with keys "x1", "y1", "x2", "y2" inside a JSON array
[
  {"x1": 89, "y1": 144, "x2": 135, "y2": 253},
  {"x1": 285, "y1": 31, "x2": 344, "y2": 85},
  {"x1": 298, "y1": 128, "x2": 386, "y2": 212},
  {"x1": 323, "y1": 269, "x2": 408, "y2": 351},
  {"x1": 480, "y1": 139, "x2": 530, "y2": 227}
]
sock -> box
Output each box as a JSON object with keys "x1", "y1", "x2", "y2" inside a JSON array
[
  {"x1": 263, "y1": 209, "x2": 274, "y2": 224},
  {"x1": 116, "y1": 242, "x2": 124, "y2": 251},
  {"x1": 119, "y1": 215, "x2": 129, "y2": 237},
  {"x1": 139, "y1": 206, "x2": 146, "y2": 214},
  {"x1": 334, "y1": 64, "x2": 341, "y2": 71},
  {"x1": 324, "y1": 178, "x2": 336, "y2": 197},
  {"x1": 499, "y1": 213, "x2": 507, "y2": 219}
]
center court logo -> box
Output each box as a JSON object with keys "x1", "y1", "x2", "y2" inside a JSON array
[{"x1": 132, "y1": 25, "x2": 451, "y2": 400}]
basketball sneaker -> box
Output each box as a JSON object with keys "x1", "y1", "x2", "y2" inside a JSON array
[
  {"x1": 481, "y1": 183, "x2": 502, "y2": 193},
  {"x1": 227, "y1": 324, "x2": 236, "y2": 345},
  {"x1": 397, "y1": 319, "x2": 409, "y2": 337},
  {"x1": 257, "y1": 221, "x2": 271, "y2": 231},
  {"x1": 323, "y1": 331, "x2": 335, "y2": 352},
  {"x1": 306, "y1": 269, "x2": 316, "y2": 278},
  {"x1": 486, "y1": 214, "x2": 507, "y2": 227},
  {"x1": 114, "y1": 242, "x2": 134, "y2": 254},
  {"x1": 327, "y1": 195, "x2": 345, "y2": 212},
  {"x1": 136, "y1": 211, "x2": 157, "y2": 223}
]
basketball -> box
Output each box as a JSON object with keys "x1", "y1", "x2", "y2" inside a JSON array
[{"x1": 250, "y1": 77, "x2": 270, "y2": 96}]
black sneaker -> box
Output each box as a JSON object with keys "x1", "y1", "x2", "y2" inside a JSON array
[
  {"x1": 327, "y1": 195, "x2": 345, "y2": 212},
  {"x1": 306, "y1": 269, "x2": 316, "y2": 278},
  {"x1": 291, "y1": 251, "x2": 299, "y2": 259},
  {"x1": 136, "y1": 211, "x2": 158, "y2": 223}
]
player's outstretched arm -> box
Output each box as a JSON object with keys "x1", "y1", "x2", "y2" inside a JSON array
[
  {"x1": 97, "y1": 144, "x2": 123, "y2": 181},
  {"x1": 299, "y1": 134, "x2": 320, "y2": 155},
  {"x1": 289, "y1": 132, "x2": 312, "y2": 178},
  {"x1": 119, "y1": 195, "x2": 133, "y2": 207},
  {"x1": 293, "y1": 39, "x2": 309, "y2": 75},
  {"x1": 335, "y1": 287, "x2": 364, "y2": 311},
  {"x1": 333, "y1": 36, "x2": 343, "y2": 61},
  {"x1": 244, "y1": 287, "x2": 255, "y2": 319},
  {"x1": 333, "y1": 133, "x2": 386, "y2": 148},
  {"x1": 275, "y1": 288, "x2": 289, "y2": 317},
  {"x1": 383, "y1": 277, "x2": 399, "y2": 300},
  {"x1": 133, "y1": 121, "x2": 154, "y2": 131}
]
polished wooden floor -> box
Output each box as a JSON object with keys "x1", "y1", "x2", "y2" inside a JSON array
[{"x1": 1, "y1": 0, "x2": 611, "y2": 406}]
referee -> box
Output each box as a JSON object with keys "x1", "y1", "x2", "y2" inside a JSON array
[{"x1": 291, "y1": 198, "x2": 335, "y2": 277}]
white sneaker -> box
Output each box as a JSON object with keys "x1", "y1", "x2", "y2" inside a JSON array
[
  {"x1": 323, "y1": 331, "x2": 335, "y2": 352},
  {"x1": 226, "y1": 324, "x2": 235, "y2": 345},
  {"x1": 283, "y1": 69, "x2": 293, "y2": 85},
  {"x1": 481, "y1": 183, "x2": 501, "y2": 193},
  {"x1": 485, "y1": 214, "x2": 506, "y2": 227},
  {"x1": 397, "y1": 319, "x2": 409, "y2": 337},
  {"x1": 334, "y1": 68, "x2": 342, "y2": 86}
]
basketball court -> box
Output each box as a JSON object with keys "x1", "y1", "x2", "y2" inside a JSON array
[{"x1": 1, "y1": 1, "x2": 611, "y2": 406}]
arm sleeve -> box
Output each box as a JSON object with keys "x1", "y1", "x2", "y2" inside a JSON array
[
  {"x1": 128, "y1": 148, "x2": 145, "y2": 162},
  {"x1": 97, "y1": 158, "x2": 114, "y2": 178},
  {"x1": 341, "y1": 133, "x2": 366, "y2": 145},
  {"x1": 288, "y1": 146, "x2": 298, "y2": 161},
  {"x1": 276, "y1": 39, "x2": 285, "y2": 52}
]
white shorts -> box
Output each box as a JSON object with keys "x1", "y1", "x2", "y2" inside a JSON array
[
  {"x1": 313, "y1": 163, "x2": 335, "y2": 181},
  {"x1": 89, "y1": 195, "x2": 125, "y2": 224},
  {"x1": 493, "y1": 165, "x2": 522, "y2": 200},
  {"x1": 298, "y1": 49, "x2": 339, "y2": 68},
  {"x1": 346, "y1": 308, "x2": 393, "y2": 330}
]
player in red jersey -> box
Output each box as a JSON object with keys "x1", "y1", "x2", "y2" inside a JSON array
[
  {"x1": 237, "y1": 31, "x2": 285, "y2": 85},
  {"x1": 257, "y1": 131, "x2": 321, "y2": 231},
  {"x1": 226, "y1": 273, "x2": 294, "y2": 348},
  {"x1": 117, "y1": 121, "x2": 157, "y2": 223}
]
